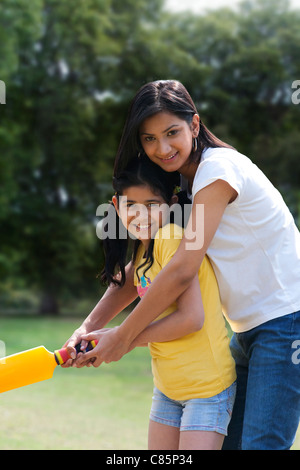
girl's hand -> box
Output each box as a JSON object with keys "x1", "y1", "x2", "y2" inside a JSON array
[
  {"x1": 60, "y1": 326, "x2": 89, "y2": 368},
  {"x1": 76, "y1": 326, "x2": 130, "y2": 367}
]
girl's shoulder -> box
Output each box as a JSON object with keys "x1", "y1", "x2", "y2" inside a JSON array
[
  {"x1": 155, "y1": 223, "x2": 184, "y2": 242},
  {"x1": 154, "y1": 224, "x2": 184, "y2": 267}
]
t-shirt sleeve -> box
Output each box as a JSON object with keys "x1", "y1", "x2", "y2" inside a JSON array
[
  {"x1": 192, "y1": 149, "x2": 245, "y2": 199},
  {"x1": 154, "y1": 224, "x2": 183, "y2": 269}
]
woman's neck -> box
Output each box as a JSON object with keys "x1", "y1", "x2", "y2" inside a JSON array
[{"x1": 178, "y1": 160, "x2": 198, "y2": 186}]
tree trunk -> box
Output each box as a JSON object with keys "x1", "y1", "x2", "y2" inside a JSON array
[{"x1": 39, "y1": 292, "x2": 59, "y2": 315}]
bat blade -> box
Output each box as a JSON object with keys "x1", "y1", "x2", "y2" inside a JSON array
[{"x1": 0, "y1": 346, "x2": 57, "y2": 393}]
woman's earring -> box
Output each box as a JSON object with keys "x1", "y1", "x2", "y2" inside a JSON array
[
  {"x1": 137, "y1": 151, "x2": 141, "y2": 159},
  {"x1": 193, "y1": 137, "x2": 198, "y2": 152}
]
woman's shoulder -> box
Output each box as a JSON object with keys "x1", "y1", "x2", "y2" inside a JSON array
[
  {"x1": 202, "y1": 146, "x2": 246, "y2": 162},
  {"x1": 192, "y1": 147, "x2": 256, "y2": 198}
]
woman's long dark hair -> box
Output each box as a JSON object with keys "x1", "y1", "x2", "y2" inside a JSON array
[
  {"x1": 114, "y1": 79, "x2": 233, "y2": 176},
  {"x1": 101, "y1": 156, "x2": 190, "y2": 287}
]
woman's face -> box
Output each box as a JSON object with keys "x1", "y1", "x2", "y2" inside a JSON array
[{"x1": 139, "y1": 112, "x2": 199, "y2": 174}]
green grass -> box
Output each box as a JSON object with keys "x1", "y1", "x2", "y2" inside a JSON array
[
  {"x1": 0, "y1": 316, "x2": 153, "y2": 450},
  {"x1": 0, "y1": 316, "x2": 299, "y2": 450}
]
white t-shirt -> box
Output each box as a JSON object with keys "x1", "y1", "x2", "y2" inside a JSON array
[{"x1": 192, "y1": 147, "x2": 300, "y2": 333}]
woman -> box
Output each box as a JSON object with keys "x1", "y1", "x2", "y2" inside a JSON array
[{"x1": 65, "y1": 80, "x2": 300, "y2": 450}]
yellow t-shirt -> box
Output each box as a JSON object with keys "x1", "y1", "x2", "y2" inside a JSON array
[{"x1": 134, "y1": 223, "x2": 236, "y2": 400}]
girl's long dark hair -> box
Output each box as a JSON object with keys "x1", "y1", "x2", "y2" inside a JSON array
[
  {"x1": 114, "y1": 79, "x2": 233, "y2": 176},
  {"x1": 101, "y1": 156, "x2": 190, "y2": 287}
]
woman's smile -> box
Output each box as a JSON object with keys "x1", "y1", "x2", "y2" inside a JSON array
[
  {"x1": 160, "y1": 151, "x2": 179, "y2": 163},
  {"x1": 139, "y1": 111, "x2": 199, "y2": 181}
]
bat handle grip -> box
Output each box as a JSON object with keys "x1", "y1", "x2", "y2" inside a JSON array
[{"x1": 54, "y1": 340, "x2": 98, "y2": 365}]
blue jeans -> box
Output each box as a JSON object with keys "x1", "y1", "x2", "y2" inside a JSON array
[{"x1": 222, "y1": 311, "x2": 300, "y2": 450}]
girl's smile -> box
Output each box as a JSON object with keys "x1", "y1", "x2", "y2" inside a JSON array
[{"x1": 112, "y1": 185, "x2": 175, "y2": 249}]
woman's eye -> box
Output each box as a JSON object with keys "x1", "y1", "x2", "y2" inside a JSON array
[
  {"x1": 167, "y1": 129, "x2": 178, "y2": 137},
  {"x1": 145, "y1": 136, "x2": 155, "y2": 142}
]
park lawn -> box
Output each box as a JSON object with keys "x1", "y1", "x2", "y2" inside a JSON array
[
  {"x1": 0, "y1": 316, "x2": 299, "y2": 450},
  {"x1": 0, "y1": 316, "x2": 153, "y2": 450}
]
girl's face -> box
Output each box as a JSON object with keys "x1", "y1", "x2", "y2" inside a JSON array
[
  {"x1": 113, "y1": 185, "x2": 175, "y2": 249},
  {"x1": 139, "y1": 111, "x2": 199, "y2": 177}
]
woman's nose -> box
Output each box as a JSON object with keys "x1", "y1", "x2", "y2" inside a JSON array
[{"x1": 156, "y1": 138, "x2": 172, "y2": 157}]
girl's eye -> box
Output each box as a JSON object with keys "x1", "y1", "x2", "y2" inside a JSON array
[{"x1": 144, "y1": 136, "x2": 155, "y2": 143}]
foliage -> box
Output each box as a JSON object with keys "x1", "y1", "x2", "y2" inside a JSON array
[{"x1": 0, "y1": 0, "x2": 299, "y2": 313}]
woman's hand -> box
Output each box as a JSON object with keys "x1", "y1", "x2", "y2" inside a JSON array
[{"x1": 75, "y1": 326, "x2": 130, "y2": 367}]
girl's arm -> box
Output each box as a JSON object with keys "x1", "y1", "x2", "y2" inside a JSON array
[
  {"x1": 80, "y1": 180, "x2": 237, "y2": 364},
  {"x1": 62, "y1": 262, "x2": 137, "y2": 363},
  {"x1": 130, "y1": 274, "x2": 204, "y2": 347}
]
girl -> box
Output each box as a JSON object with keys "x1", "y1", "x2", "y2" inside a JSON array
[
  {"x1": 66, "y1": 79, "x2": 300, "y2": 450},
  {"x1": 72, "y1": 157, "x2": 236, "y2": 450}
]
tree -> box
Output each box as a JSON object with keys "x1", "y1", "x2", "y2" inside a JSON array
[
  {"x1": 0, "y1": 0, "x2": 173, "y2": 314},
  {"x1": 0, "y1": 0, "x2": 123, "y2": 313},
  {"x1": 0, "y1": 0, "x2": 299, "y2": 314}
]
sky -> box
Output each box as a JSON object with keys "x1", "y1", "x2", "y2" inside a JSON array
[{"x1": 164, "y1": 0, "x2": 300, "y2": 13}]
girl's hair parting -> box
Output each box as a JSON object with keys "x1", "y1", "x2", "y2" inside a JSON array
[
  {"x1": 114, "y1": 79, "x2": 234, "y2": 176},
  {"x1": 101, "y1": 156, "x2": 191, "y2": 287}
]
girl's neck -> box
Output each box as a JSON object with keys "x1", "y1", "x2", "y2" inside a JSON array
[{"x1": 141, "y1": 239, "x2": 151, "y2": 251}]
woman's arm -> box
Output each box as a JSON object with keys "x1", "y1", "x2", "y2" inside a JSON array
[
  {"x1": 81, "y1": 180, "x2": 237, "y2": 364},
  {"x1": 80, "y1": 274, "x2": 204, "y2": 366},
  {"x1": 76, "y1": 275, "x2": 204, "y2": 367},
  {"x1": 130, "y1": 274, "x2": 204, "y2": 347},
  {"x1": 62, "y1": 262, "x2": 137, "y2": 363}
]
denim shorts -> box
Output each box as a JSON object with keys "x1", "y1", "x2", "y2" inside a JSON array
[{"x1": 149, "y1": 382, "x2": 236, "y2": 435}]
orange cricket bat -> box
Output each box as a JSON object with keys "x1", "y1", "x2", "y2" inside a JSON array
[{"x1": 0, "y1": 340, "x2": 98, "y2": 394}]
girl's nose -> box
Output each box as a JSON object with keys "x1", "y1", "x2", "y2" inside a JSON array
[{"x1": 128, "y1": 204, "x2": 149, "y2": 221}]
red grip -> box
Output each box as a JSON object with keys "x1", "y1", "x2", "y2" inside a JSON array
[{"x1": 54, "y1": 339, "x2": 98, "y2": 365}]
